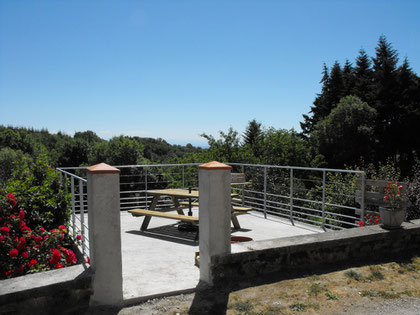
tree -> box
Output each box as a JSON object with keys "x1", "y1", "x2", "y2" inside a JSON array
[
  {"x1": 243, "y1": 119, "x2": 264, "y2": 157},
  {"x1": 353, "y1": 49, "x2": 374, "y2": 103},
  {"x1": 312, "y1": 95, "x2": 377, "y2": 168},
  {"x1": 342, "y1": 59, "x2": 355, "y2": 96}
]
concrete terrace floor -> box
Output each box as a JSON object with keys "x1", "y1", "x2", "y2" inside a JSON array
[{"x1": 120, "y1": 209, "x2": 324, "y2": 303}]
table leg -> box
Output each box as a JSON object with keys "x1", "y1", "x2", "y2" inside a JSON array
[
  {"x1": 170, "y1": 196, "x2": 185, "y2": 215},
  {"x1": 141, "y1": 195, "x2": 160, "y2": 230},
  {"x1": 231, "y1": 212, "x2": 241, "y2": 229}
]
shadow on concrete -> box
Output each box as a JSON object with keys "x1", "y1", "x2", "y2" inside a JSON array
[{"x1": 126, "y1": 224, "x2": 199, "y2": 246}]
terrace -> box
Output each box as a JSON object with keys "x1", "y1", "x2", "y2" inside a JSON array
[{"x1": 57, "y1": 163, "x2": 365, "y2": 302}]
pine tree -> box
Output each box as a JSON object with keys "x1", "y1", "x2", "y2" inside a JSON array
[
  {"x1": 353, "y1": 49, "x2": 374, "y2": 103},
  {"x1": 301, "y1": 64, "x2": 330, "y2": 135},
  {"x1": 243, "y1": 119, "x2": 262, "y2": 146},
  {"x1": 372, "y1": 35, "x2": 400, "y2": 162},
  {"x1": 342, "y1": 59, "x2": 355, "y2": 96}
]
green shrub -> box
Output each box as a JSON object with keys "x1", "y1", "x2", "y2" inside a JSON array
[{"x1": 5, "y1": 153, "x2": 70, "y2": 230}]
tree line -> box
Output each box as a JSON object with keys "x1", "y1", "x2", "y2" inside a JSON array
[{"x1": 0, "y1": 126, "x2": 201, "y2": 185}]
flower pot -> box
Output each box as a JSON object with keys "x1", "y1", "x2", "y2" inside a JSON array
[{"x1": 379, "y1": 206, "x2": 406, "y2": 229}]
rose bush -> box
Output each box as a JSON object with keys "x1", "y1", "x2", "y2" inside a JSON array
[
  {"x1": 358, "y1": 213, "x2": 381, "y2": 227},
  {"x1": 0, "y1": 193, "x2": 81, "y2": 279}
]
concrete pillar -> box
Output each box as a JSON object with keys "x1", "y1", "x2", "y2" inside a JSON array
[
  {"x1": 198, "y1": 161, "x2": 232, "y2": 285},
  {"x1": 87, "y1": 163, "x2": 123, "y2": 306}
]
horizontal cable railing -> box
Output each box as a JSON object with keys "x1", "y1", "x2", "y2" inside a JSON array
[{"x1": 58, "y1": 162, "x2": 365, "y2": 233}]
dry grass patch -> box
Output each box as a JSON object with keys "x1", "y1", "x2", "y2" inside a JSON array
[{"x1": 223, "y1": 256, "x2": 420, "y2": 314}]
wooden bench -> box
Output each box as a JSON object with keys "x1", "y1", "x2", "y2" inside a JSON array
[{"x1": 128, "y1": 209, "x2": 199, "y2": 231}]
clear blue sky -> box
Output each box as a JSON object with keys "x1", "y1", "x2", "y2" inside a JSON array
[{"x1": 1, "y1": 0, "x2": 419, "y2": 147}]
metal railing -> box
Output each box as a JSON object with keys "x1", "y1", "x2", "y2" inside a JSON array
[
  {"x1": 57, "y1": 168, "x2": 89, "y2": 259},
  {"x1": 58, "y1": 163, "x2": 366, "y2": 231}
]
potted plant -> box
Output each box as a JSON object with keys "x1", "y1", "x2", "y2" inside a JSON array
[{"x1": 379, "y1": 181, "x2": 406, "y2": 229}]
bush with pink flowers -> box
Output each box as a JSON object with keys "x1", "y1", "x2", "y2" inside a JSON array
[{"x1": 0, "y1": 193, "x2": 81, "y2": 279}]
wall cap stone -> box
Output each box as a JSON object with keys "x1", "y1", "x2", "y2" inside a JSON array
[
  {"x1": 87, "y1": 163, "x2": 120, "y2": 174},
  {"x1": 198, "y1": 161, "x2": 232, "y2": 170}
]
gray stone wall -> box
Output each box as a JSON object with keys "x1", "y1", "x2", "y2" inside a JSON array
[
  {"x1": 0, "y1": 265, "x2": 92, "y2": 314},
  {"x1": 212, "y1": 220, "x2": 420, "y2": 288}
]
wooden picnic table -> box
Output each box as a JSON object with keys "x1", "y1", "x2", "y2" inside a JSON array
[{"x1": 129, "y1": 188, "x2": 251, "y2": 230}]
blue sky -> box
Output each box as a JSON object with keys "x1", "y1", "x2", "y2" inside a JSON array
[{"x1": 1, "y1": 0, "x2": 419, "y2": 147}]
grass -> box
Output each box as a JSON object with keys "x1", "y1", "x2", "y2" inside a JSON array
[
  {"x1": 289, "y1": 302, "x2": 306, "y2": 312},
  {"x1": 222, "y1": 256, "x2": 420, "y2": 314},
  {"x1": 325, "y1": 291, "x2": 338, "y2": 300},
  {"x1": 344, "y1": 269, "x2": 363, "y2": 281},
  {"x1": 228, "y1": 300, "x2": 253, "y2": 313},
  {"x1": 368, "y1": 266, "x2": 385, "y2": 281}
]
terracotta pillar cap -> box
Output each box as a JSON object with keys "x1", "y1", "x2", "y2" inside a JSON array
[
  {"x1": 198, "y1": 161, "x2": 232, "y2": 170},
  {"x1": 87, "y1": 163, "x2": 120, "y2": 174}
]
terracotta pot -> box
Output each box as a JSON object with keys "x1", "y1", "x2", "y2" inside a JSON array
[
  {"x1": 230, "y1": 236, "x2": 253, "y2": 243},
  {"x1": 379, "y1": 206, "x2": 406, "y2": 229}
]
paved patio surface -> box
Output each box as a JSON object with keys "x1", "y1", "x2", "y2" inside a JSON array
[{"x1": 120, "y1": 209, "x2": 323, "y2": 303}]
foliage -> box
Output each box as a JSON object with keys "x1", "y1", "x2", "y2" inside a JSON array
[
  {"x1": 0, "y1": 193, "x2": 81, "y2": 280},
  {"x1": 383, "y1": 181, "x2": 404, "y2": 210},
  {"x1": 311, "y1": 95, "x2": 377, "y2": 168},
  {"x1": 406, "y1": 163, "x2": 420, "y2": 220},
  {"x1": 358, "y1": 214, "x2": 381, "y2": 227},
  {"x1": 0, "y1": 148, "x2": 28, "y2": 187},
  {"x1": 301, "y1": 35, "x2": 420, "y2": 176},
  {"x1": 5, "y1": 153, "x2": 71, "y2": 231}
]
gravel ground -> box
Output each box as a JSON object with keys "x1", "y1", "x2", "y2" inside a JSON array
[{"x1": 114, "y1": 294, "x2": 420, "y2": 315}]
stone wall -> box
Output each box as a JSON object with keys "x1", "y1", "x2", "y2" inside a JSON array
[
  {"x1": 0, "y1": 265, "x2": 92, "y2": 314},
  {"x1": 212, "y1": 220, "x2": 420, "y2": 288}
]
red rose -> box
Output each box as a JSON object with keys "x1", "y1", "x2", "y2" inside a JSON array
[
  {"x1": 33, "y1": 244, "x2": 40, "y2": 249},
  {"x1": 39, "y1": 227, "x2": 45, "y2": 233},
  {"x1": 22, "y1": 252, "x2": 29, "y2": 258},
  {"x1": 35, "y1": 236, "x2": 43, "y2": 242},
  {"x1": 29, "y1": 259, "x2": 37, "y2": 266},
  {"x1": 0, "y1": 226, "x2": 10, "y2": 234},
  {"x1": 9, "y1": 199, "x2": 17, "y2": 207},
  {"x1": 56, "y1": 264, "x2": 63, "y2": 269},
  {"x1": 0, "y1": 235, "x2": 3, "y2": 242},
  {"x1": 6, "y1": 193, "x2": 15, "y2": 199},
  {"x1": 9, "y1": 215, "x2": 16, "y2": 219},
  {"x1": 10, "y1": 249, "x2": 19, "y2": 257},
  {"x1": 76, "y1": 235, "x2": 82, "y2": 240},
  {"x1": 65, "y1": 249, "x2": 77, "y2": 264},
  {"x1": 86, "y1": 257, "x2": 90, "y2": 264},
  {"x1": 20, "y1": 221, "x2": 26, "y2": 228},
  {"x1": 358, "y1": 221, "x2": 365, "y2": 227},
  {"x1": 50, "y1": 249, "x2": 61, "y2": 265},
  {"x1": 18, "y1": 210, "x2": 25, "y2": 220}
]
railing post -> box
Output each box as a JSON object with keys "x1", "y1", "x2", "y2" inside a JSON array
[
  {"x1": 87, "y1": 163, "x2": 123, "y2": 307},
  {"x1": 263, "y1": 167, "x2": 267, "y2": 219},
  {"x1": 241, "y1": 165, "x2": 245, "y2": 206},
  {"x1": 79, "y1": 180, "x2": 85, "y2": 257},
  {"x1": 145, "y1": 167, "x2": 148, "y2": 209},
  {"x1": 321, "y1": 170, "x2": 326, "y2": 230},
  {"x1": 290, "y1": 168, "x2": 294, "y2": 224},
  {"x1": 198, "y1": 161, "x2": 232, "y2": 286},
  {"x1": 182, "y1": 165, "x2": 185, "y2": 188},
  {"x1": 70, "y1": 177, "x2": 76, "y2": 238},
  {"x1": 360, "y1": 172, "x2": 365, "y2": 222}
]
